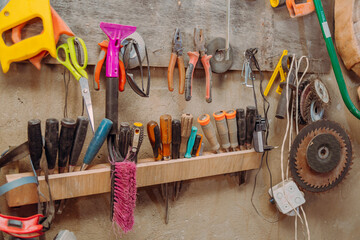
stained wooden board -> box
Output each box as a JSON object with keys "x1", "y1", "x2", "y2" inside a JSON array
[
  {"x1": 5, "y1": 150, "x2": 260, "y2": 207},
  {"x1": 8, "y1": 0, "x2": 334, "y2": 73}
]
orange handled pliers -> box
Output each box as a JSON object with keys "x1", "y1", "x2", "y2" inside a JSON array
[
  {"x1": 167, "y1": 28, "x2": 185, "y2": 94},
  {"x1": 185, "y1": 28, "x2": 212, "y2": 103},
  {"x1": 94, "y1": 40, "x2": 126, "y2": 91}
]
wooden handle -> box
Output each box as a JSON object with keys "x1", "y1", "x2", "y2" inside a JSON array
[
  {"x1": 167, "y1": 53, "x2": 177, "y2": 91},
  {"x1": 201, "y1": 54, "x2": 213, "y2": 103},
  {"x1": 177, "y1": 56, "x2": 185, "y2": 94}
]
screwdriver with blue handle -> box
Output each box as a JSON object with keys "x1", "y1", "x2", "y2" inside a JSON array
[
  {"x1": 185, "y1": 127, "x2": 198, "y2": 158},
  {"x1": 80, "y1": 118, "x2": 113, "y2": 171}
]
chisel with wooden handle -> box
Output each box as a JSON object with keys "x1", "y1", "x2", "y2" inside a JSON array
[{"x1": 180, "y1": 113, "x2": 193, "y2": 157}]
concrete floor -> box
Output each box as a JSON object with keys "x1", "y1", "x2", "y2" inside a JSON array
[{"x1": 0, "y1": 62, "x2": 360, "y2": 239}]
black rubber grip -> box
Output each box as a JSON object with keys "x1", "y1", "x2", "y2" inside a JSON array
[
  {"x1": 275, "y1": 85, "x2": 293, "y2": 119},
  {"x1": 130, "y1": 124, "x2": 144, "y2": 163},
  {"x1": 172, "y1": 119, "x2": 181, "y2": 159},
  {"x1": 58, "y1": 118, "x2": 76, "y2": 168},
  {"x1": 236, "y1": 109, "x2": 246, "y2": 146},
  {"x1": 153, "y1": 125, "x2": 161, "y2": 158},
  {"x1": 44, "y1": 118, "x2": 59, "y2": 170},
  {"x1": 245, "y1": 106, "x2": 257, "y2": 145},
  {"x1": 28, "y1": 119, "x2": 43, "y2": 171},
  {"x1": 106, "y1": 77, "x2": 119, "y2": 135},
  {"x1": 185, "y1": 63, "x2": 194, "y2": 101},
  {"x1": 191, "y1": 134, "x2": 201, "y2": 157},
  {"x1": 69, "y1": 116, "x2": 89, "y2": 167},
  {"x1": 118, "y1": 123, "x2": 131, "y2": 158}
]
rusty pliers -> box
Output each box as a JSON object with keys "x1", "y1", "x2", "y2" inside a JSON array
[
  {"x1": 185, "y1": 28, "x2": 213, "y2": 103},
  {"x1": 167, "y1": 28, "x2": 185, "y2": 94}
]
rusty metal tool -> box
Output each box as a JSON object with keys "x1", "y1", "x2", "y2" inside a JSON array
[
  {"x1": 185, "y1": 28, "x2": 213, "y2": 102},
  {"x1": 179, "y1": 113, "x2": 193, "y2": 157},
  {"x1": 168, "y1": 28, "x2": 185, "y2": 94}
]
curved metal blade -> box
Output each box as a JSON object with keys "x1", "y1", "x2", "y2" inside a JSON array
[{"x1": 79, "y1": 77, "x2": 94, "y2": 133}]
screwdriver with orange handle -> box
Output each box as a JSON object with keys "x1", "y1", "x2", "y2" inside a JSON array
[
  {"x1": 225, "y1": 110, "x2": 239, "y2": 151},
  {"x1": 168, "y1": 28, "x2": 185, "y2": 94},
  {"x1": 160, "y1": 114, "x2": 172, "y2": 224},
  {"x1": 147, "y1": 121, "x2": 163, "y2": 161},
  {"x1": 197, "y1": 114, "x2": 220, "y2": 153},
  {"x1": 94, "y1": 40, "x2": 126, "y2": 91}
]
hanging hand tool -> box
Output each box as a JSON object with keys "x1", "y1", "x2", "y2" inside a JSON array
[
  {"x1": 81, "y1": 119, "x2": 113, "y2": 171},
  {"x1": 44, "y1": 118, "x2": 59, "y2": 174},
  {"x1": 263, "y1": 50, "x2": 288, "y2": 96},
  {"x1": 225, "y1": 110, "x2": 239, "y2": 151},
  {"x1": 128, "y1": 122, "x2": 144, "y2": 163},
  {"x1": 28, "y1": 119, "x2": 43, "y2": 176},
  {"x1": 11, "y1": 7, "x2": 74, "y2": 70},
  {"x1": 191, "y1": 134, "x2": 203, "y2": 157},
  {"x1": 197, "y1": 114, "x2": 220, "y2": 153},
  {"x1": 171, "y1": 119, "x2": 181, "y2": 200},
  {"x1": 185, "y1": 127, "x2": 198, "y2": 158},
  {"x1": 275, "y1": 55, "x2": 296, "y2": 119},
  {"x1": 168, "y1": 28, "x2": 185, "y2": 94},
  {"x1": 236, "y1": 109, "x2": 246, "y2": 148},
  {"x1": 241, "y1": 56, "x2": 254, "y2": 88},
  {"x1": 118, "y1": 122, "x2": 131, "y2": 159},
  {"x1": 94, "y1": 40, "x2": 126, "y2": 91},
  {"x1": 245, "y1": 106, "x2": 257, "y2": 148},
  {"x1": 58, "y1": 118, "x2": 76, "y2": 173},
  {"x1": 213, "y1": 111, "x2": 230, "y2": 152},
  {"x1": 160, "y1": 114, "x2": 172, "y2": 224},
  {"x1": 147, "y1": 121, "x2": 162, "y2": 161},
  {"x1": 68, "y1": 116, "x2": 89, "y2": 172},
  {"x1": 185, "y1": 28, "x2": 213, "y2": 102},
  {"x1": 56, "y1": 37, "x2": 95, "y2": 133},
  {"x1": 180, "y1": 114, "x2": 193, "y2": 157}
]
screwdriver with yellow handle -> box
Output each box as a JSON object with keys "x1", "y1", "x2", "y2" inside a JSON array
[
  {"x1": 197, "y1": 114, "x2": 220, "y2": 153},
  {"x1": 147, "y1": 121, "x2": 163, "y2": 161},
  {"x1": 180, "y1": 113, "x2": 193, "y2": 157},
  {"x1": 160, "y1": 114, "x2": 172, "y2": 224}
]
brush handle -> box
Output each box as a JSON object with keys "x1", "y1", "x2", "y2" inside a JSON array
[{"x1": 83, "y1": 118, "x2": 113, "y2": 166}]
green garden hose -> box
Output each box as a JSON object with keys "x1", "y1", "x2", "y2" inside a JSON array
[{"x1": 314, "y1": 0, "x2": 360, "y2": 119}]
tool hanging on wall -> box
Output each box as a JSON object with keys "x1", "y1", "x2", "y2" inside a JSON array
[
  {"x1": 289, "y1": 120, "x2": 352, "y2": 192},
  {"x1": 270, "y1": 0, "x2": 315, "y2": 18},
  {"x1": 207, "y1": 0, "x2": 233, "y2": 73},
  {"x1": 11, "y1": 7, "x2": 74, "y2": 70},
  {"x1": 0, "y1": 0, "x2": 57, "y2": 73},
  {"x1": 263, "y1": 50, "x2": 288, "y2": 96},
  {"x1": 185, "y1": 28, "x2": 213, "y2": 103},
  {"x1": 167, "y1": 28, "x2": 185, "y2": 94},
  {"x1": 121, "y1": 32, "x2": 151, "y2": 97},
  {"x1": 56, "y1": 37, "x2": 95, "y2": 133}
]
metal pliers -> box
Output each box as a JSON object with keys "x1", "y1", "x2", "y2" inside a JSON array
[
  {"x1": 185, "y1": 28, "x2": 213, "y2": 103},
  {"x1": 167, "y1": 28, "x2": 185, "y2": 94}
]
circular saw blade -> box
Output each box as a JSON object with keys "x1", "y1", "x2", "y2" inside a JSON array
[
  {"x1": 296, "y1": 79, "x2": 311, "y2": 125},
  {"x1": 289, "y1": 120, "x2": 352, "y2": 193}
]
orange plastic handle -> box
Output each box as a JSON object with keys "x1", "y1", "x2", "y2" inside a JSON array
[
  {"x1": 178, "y1": 55, "x2": 185, "y2": 94},
  {"x1": 201, "y1": 54, "x2": 213, "y2": 103},
  {"x1": 185, "y1": 52, "x2": 200, "y2": 101},
  {"x1": 286, "y1": 0, "x2": 315, "y2": 18},
  {"x1": 119, "y1": 59, "x2": 126, "y2": 92},
  {"x1": 167, "y1": 52, "x2": 177, "y2": 91},
  {"x1": 94, "y1": 41, "x2": 108, "y2": 90}
]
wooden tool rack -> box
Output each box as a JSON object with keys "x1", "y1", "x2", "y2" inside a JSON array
[{"x1": 5, "y1": 149, "x2": 260, "y2": 207}]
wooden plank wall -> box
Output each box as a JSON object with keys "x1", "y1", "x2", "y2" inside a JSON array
[{"x1": 27, "y1": 0, "x2": 334, "y2": 73}]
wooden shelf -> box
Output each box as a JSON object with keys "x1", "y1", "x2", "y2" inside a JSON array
[{"x1": 5, "y1": 150, "x2": 260, "y2": 207}]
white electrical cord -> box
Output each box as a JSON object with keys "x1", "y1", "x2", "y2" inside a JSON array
[{"x1": 279, "y1": 54, "x2": 311, "y2": 240}]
